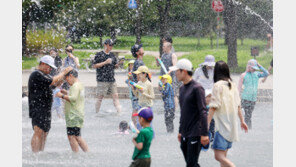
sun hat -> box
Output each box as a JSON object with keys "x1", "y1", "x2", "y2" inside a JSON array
[
  {"x1": 169, "y1": 58, "x2": 193, "y2": 72},
  {"x1": 247, "y1": 59, "x2": 260, "y2": 70},
  {"x1": 159, "y1": 74, "x2": 172, "y2": 84},
  {"x1": 132, "y1": 107, "x2": 153, "y2": 121},
  {"x1": 205, "y1": 89, "x2": 212, "y2": 97},
  {"x1": 40, "y1": 55, "x2": 57, "y2": 69},
  {"x1": 131, "y1": 44, "x2": 143, "y2": 58},
  {"x1": 133, "y1": 66, "x2": 150, "y2": 74},
  {"x1": 199, "y1": 55, "x2": 215, "y2": 67}
]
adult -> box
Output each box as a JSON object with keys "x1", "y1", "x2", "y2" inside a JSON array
[
  {"x1": 28, "y1": 55, "x2": 72, "y2": 152},
  {"x1": 131, "y1": 44, "x2": 145, "y2": 83},
  {"x1": 157, "y1": 41, "x2": 181, "y2": 110},
  {"x1": 49, "y1": 48, "x2": 63, "y2": 76},
  {"x1": 162, "y1": 35, "x2": 175, "y2": 53},
  {"x1": 62, "y1": 44, "x2": 80, "y2": 90},
  {"x1": 207, "y1": 61, "x2": 248, "y2": 167},
  {"x1": 92, "y1": 39, "x2": 121, "y2": 113},
  {"x1": 193, "y1": 55, "x2": 215, "y2": 90},
  {"x1": 169, "y1": 59, "x2": 209, "y2": 167}
]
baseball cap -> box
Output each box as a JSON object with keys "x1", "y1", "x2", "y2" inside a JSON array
[
  {"x1": 104, "y1": 39, "x2": 114, "y2": 46},
  {"x1": 40, "y1": 55, "x2": 57, "y2": 69},
  {"x1": 169, "y1": 58, "x2": 193, "y2": 72},
  {"x1": 131, "y1": 44, "x2": 143, "y2": 58},
  {"x1": 133, "y1": 66, "x2": 149, "y2": 74},
  {"x1": 132, "y1": 107, "x2": 153, "y2": 121},
  {"x1": 159, "y1": 74, "x2": 172, "y2": 84},
  {"x1": 200, "y1": 55, "x2": 215, "y2": 67},
  {"x1": 248, "y1": 59, "x2": 260, "y2": 70}
]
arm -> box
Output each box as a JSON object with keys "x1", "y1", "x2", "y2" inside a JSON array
[
  {"x1": 207, "y1": 107, "x2": 216, "y2": 129},
  {"x1": 56, "y1": 91, "x2": 71, "y2": 102},
  {"x1": 238, "y1": 73, "x2": 245, "y2": 96},
  {"x1": 195, "y1": 86, "x2": 208, "y2": 136},
  {"x1": 50, "y1": 66, "x2": 73, "y2": 86},
  {"x1": 168, "y1": 53, "x2": 177, "y2": 74},
  {"x1": 238, "y1": 106, "x2": 248, "y2": 133},
  {"x1": 93, "y1": 60, "x2": 108, "y2": 69},
  {"x1": 257, "y1": 64, "x2": 269, "y2": 78},
  {"x1": 142, "y1": 83, "x2": 155, "y2": 99},
  {"x1": 73, "y1": 56, "x2": 80, "y2": 69},
  {"x1": 132, "y1": 138, "x2": 143, "y2": 150}
]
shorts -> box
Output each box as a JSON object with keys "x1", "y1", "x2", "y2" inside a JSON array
[
  {"x1": 212, "y1": 131, "x2": 232, "y2": 151},
  {"x1": 97, "y1": 82, "x2": 118, "y2": 96},
  {"x1": 67, "y1": 127, "x2": 81, "y2": 136},
  {"x1": 129, "y1": 158, "x2": 151, "y2": 167},
  {"x1": 31, "y1": 112, "x2": 51, "y2": 133}
]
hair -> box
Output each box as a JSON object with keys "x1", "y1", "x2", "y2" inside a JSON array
[
  {"x1": 180, "y1": 69, "x2": 193, "y2": 76},
  {"x1": 213, "y1": 61, "x2": 232, "y2": 89},
  {"x1": 65, "y1": 44, "x2": 74, "y2": 49},
  {"x1": 142, "y1": 72, "x2": 152, "y2": 82},
  {"x1": 49, "y1": 47, "x2": 58, "y2": 53},
  {"x1": 202, "y1": 65, "x2": 209, "y2": 79},
  {"x1": 119, "y1": 121, "x2": 128, "y2": 132},
  {"x1": 66, "y1": 69, "x2": 78, "y2": 78},
  {"x1": 163, "y1": 36, "x2": 173, "y2": 43}
]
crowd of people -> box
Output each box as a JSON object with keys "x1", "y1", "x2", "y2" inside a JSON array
[{"x1": 27, "y1": 37, "x2": 272, "y2": 167}]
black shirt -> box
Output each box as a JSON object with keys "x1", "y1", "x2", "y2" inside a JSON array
[
  {"x1": 178, "y1": 79, "x2": 208, "y2": 137},
  {"x1": 94, "y1": 51, "x2": 118, "y2": 82},
  {"x1": 28, "y1": 70, "x2": 53, "y2": 118},
  {"x1": 132, "y1": 59, "x2": 145, "y2": 82}
]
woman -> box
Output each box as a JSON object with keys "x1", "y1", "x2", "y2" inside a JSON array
[
  {"x1": 207, "y1": 61, "x2": 248, "y2": 167},
  {"x1": 193, "y1": 55, "x2": 215, "y2": 90}
]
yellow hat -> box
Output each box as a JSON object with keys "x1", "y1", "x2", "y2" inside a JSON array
[
  {"x1": 128, "y1": 60, "x2": 135, "y2": 65},
  {"x1": 159, "y1": 74, "x2": 172, "y2": 84},
  {"x1": 133, "y1": 66, "x2": 150, "y2": 74}
]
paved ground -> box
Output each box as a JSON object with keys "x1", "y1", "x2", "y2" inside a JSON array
[{"x1": 22, "y1": 99, "x2": 272, "y2": 167}]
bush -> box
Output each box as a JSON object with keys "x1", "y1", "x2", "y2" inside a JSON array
[{"x1": 26, "y1": 29, "x2": 67, "y2": 54}]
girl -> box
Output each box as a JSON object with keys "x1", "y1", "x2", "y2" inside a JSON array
[
  {"x1": 208, "y1": 61, "x2": 248, "y2": 167},
  {"x1": 193, "y1": 55, "x2": 215, "y2": 90},
  {"x1": 238, "y1": 59, "x2": 269, "y2": 129}
]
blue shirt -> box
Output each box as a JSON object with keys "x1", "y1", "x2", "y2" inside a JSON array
[
  {"x1": 52, "y1": 88, "x2": 62, "y2": 108},
  {"x1": 160, "y1": 83, "x2": 175, "y2": 110}
]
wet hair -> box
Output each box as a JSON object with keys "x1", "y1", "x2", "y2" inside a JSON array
[
  {"x1": 202, "y1": 66, "x2": 209, "y2": 79},
  {"x1": 119, "y1": 121, "x2": 128, "y2": 132},
  {"x1": 163, "y1": 36, "x2": 173, "y2": 43},
  {"x1": 213, "y1": 61, "x2": 232, "y2": 89},
  {"x1": 65, "y1": 69, "x2": 78, "y2": 78}
]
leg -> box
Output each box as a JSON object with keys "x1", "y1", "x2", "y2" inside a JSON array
[
  {"x1": 214, "y1": 149, "x2": 235, "y2": 167},
  {"x1": 31, "y1": 126, "x2": 44, "y2": 153},
  {"x1": 68, "y1": 135, "x2": 79, "y2": 152},
  {"x1": 186, "y1": 137, "x2": 201, "y2": 167},
  {"x1": 242, "y1": 100, "x2": 254, "y2": 129},
  {"x1": 40, "y1": 132, "x2": 48, "y2": 151},
  {"x1": 180, "y1": 137, "x2": 188, "y2": 164},
  {"x1": 112, "y1": 93, "x2": 122, "y2": 113},
  {"x1": 96, "y1": 95, "x2": 104, "y2": 113},
  {"x1": 76, "y1": 136, "x2": 89, "y2": 152}
]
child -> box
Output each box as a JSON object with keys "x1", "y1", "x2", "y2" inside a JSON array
[
  {"x1": 52, "y1": 81, "x2": 64, "y2": 119},
  {"x1": 56, "y1": 70, "x2": 89, "y2": 152},
  {"x1": 118, "y1": 120, "x2": 130, "y2": 135},
  {"x1": 238, "y1": 59, "x2": 269, "y2": 129},
  {"x1": 130, "y1": 107, "x2": 154, "y2": 167},
  {"x1": 205, "y1": 89, "x2": 215, "y2": 142},
  {"x1": 158, "y1": 74, "x2": 175, "y2": 133},
  {"x1": 208, "y1": 61, "x2": 248, "y2": 167}
]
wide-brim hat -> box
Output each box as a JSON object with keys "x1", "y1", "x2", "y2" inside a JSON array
[
  {"x1": 199, "y1": 55, "x2": 216, "y2": 67},
  {"x1": 248, "y1": 59, "x2": 260, "y2": 70},
  {"x1": 133, "y1": 66, "x2": 149, "y2": 74},
  {"x1": 40, "y1": 55, "x2": 57, "y2": 69}
]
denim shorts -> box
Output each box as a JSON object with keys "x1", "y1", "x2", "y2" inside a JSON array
[{"x1": 212, "y1": 131, "x2": 232, "y2": 150}]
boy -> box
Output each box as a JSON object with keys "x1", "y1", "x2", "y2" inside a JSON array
[
  {"x1": 56, "y1": 70, "x2": 89, "y2": 152},
  {"x1": 130, "y1": 107, "x2": 154, "y2": 167},
  {"x1": 158, "y1": 74, "x2": 175, "y2": 133}
]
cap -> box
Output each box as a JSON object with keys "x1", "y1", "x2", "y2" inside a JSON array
[
  {"x1": 131, "y1": 44, "x2": 143, "y2": 58},
  {"x1": 248, "y1": 59, "x2": 260, "y2": 70},
  {"x1": 132, "y1": 107, "x2": 153, "y2": 121},
  {"x1": 169, "y1": 58, "x2": 193, "y2": 72},
  {"x1": 127, "y1": 60, "x2": 135, "y2": 65},
  {"x1": 133, "y1": 66, "x2": 149, "y2": 74},
  {"x1": 40, "y1": 55, "x2": 57, "y2": 69},
  {"x1": 205, "y1": 89, "x2": 212, "y2": 97},
  {"x1": 104, "y1": 39, "x2": 114, "y2": 46},
  {"x1": 199, "y1": 55, "x2": 215, "y2": 67},
  {"x1": 158, "y1": 74, "x2": 172, "y2": 84}
]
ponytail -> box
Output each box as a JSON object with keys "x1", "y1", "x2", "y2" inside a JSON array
[{"x1": 202, "y1": 65, "x2": 209, "y2": 79}]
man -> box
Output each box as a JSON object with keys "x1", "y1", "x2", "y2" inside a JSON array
[
  {"x1": 169, "y1": 59, "x2": 209, "y2": 167},
  {"x1": 28, "y1": 55, "x2": 72, "y2": 153},
  {"x1": 131, "y1": 44, "x2": 145, "y2": 82},
  {"x1": 157, "y1": 41, "x2": 181, "y2": 110},
  {"x1": 92, "y1": 39, "x2": 121, "y2": 113}
]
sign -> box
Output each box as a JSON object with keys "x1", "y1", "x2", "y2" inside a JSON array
[
  {"x1": 128, "y1": 0, "x2": 137, "y2": 9},
  {"x1": 212, "y1": 0, "x2": 224, "y2": 13}
]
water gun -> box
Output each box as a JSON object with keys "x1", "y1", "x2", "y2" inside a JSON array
[
  {"x1": 156, "y1": 58, "x2": 168, "y2": 74},
  {"x1": 129, "y1": 121, "x2": 139, "y2": 134},
  {"x1": 158, "y1": 80, "x2": 163, "y2": 87},
  {"x1": 128, "y1": 72, "x2": 132, "y2": 77},
  {"x1": 129, "y1": 81, "x2": 144, "y2": 90}
]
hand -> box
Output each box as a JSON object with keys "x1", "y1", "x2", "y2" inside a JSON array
[
  {"x1": 261, "y1": 77, "x2": 267, "y2": 83},
  {"x1": 139, "y1": 88, "x2": 144, "y2": 93},
  {"x1": 241, "y1": 122, "x2": 248, "y2": 133},
  {"x1": 200, "y1": 136, "x2": 209, "y2": 146},
  {"x1": 68, "y1": 53, "x2": 74, "y2": 58},
  {"x1": 178, "y1": 133, "x2": 181, "y2": 143},
  {"x1": 60, "y1": 89, "x2": 67, "y2": 94},
  {"x1": 64, "y1": 66, "x2": 73, "y2": 73},
  {"x1": 56, "y1": 91, "x2": 63, "y2": 98},
  {"x1": 105, "y1": 58, "x2": 112, "y2": 65}
]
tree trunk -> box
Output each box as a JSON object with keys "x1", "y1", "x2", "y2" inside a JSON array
[
  {"x1": 210, "y1": 36, "x2": 213, "y2": 49},
  {"x1": 157, "y1": 0, "x2": 171, "y2": 56},
  {"x1": 225, "y1": 0, "x2": 238, "y2": 69},
  {"x1": 99, "y1": 32, "x2": 103, "y2": 48},
  {"x1": 110, "y1": 27, "x2": 116, "y2": 42},
  {"x1": 222, "y1": 0, "x2": 228, "y2": 45},
  {"x1": 22, "y1": 22, "x2": 28, "y2": 57},
  {"x1": 135, "y1": 0, "x2": 142, "y2": 44}
]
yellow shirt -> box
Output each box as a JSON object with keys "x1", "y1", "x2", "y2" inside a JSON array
[
  {"x1": 132, "y1": 79, "x2": 155, "y2": 107},
  {"x1": 209, "y1": 80, "x2": 241, "y2": 142}
]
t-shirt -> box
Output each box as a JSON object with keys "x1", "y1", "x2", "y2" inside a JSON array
[
  {"x1": 132, "y1": 127, "x2": 153, "y2": 160},
  {"x1": 64, "y1": 81, "x2": 85, "y2": 128},
  {"x1": 178, "y1": 79, "x2": 208, "y2": 137},
  {"x1": 209, "y1": 80, "x2": 241, "y2": 142},
  {"x1": 93, "y1": 51, "x2": 118, "y2": 82},
  {"x1": 28, "y1": 70, "x2": 53, "y2": 118},
  {"x1": 132, "y1": 59, "x2": 145, "y2": 82}
]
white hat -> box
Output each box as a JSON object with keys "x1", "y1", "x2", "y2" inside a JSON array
[
  {"x1": 205, "y1": 89, "x2": 212, "y2": 97},
  {"x1": 169, "y1": 58, "x2": 193, "y2": 72},
  {"x1": 40, "y1": 55, "x2": 57, "y2": 69},
  {"x1": 199, "y1": 55, "x2": 215, "y2": 67}
]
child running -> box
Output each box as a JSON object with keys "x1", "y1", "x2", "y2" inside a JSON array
[
  {"x1": 130, "y1": 107, "x2": 154, "y2": 167},
  {"x1": 208, "y1": 61, "x2": 248, "y2": 167},
  {"x1": 56, "y1": 70, "x2": 89, "y2": 152},
  {"x1": 238, "y1": 59, "x2": 269, "y2": 129},
  {"x1": 52, "y1": 81, "x2": 64, "y2": 119},
  {"x1": 158, "y1": 74, "x2": 175, "y2": 133}
]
